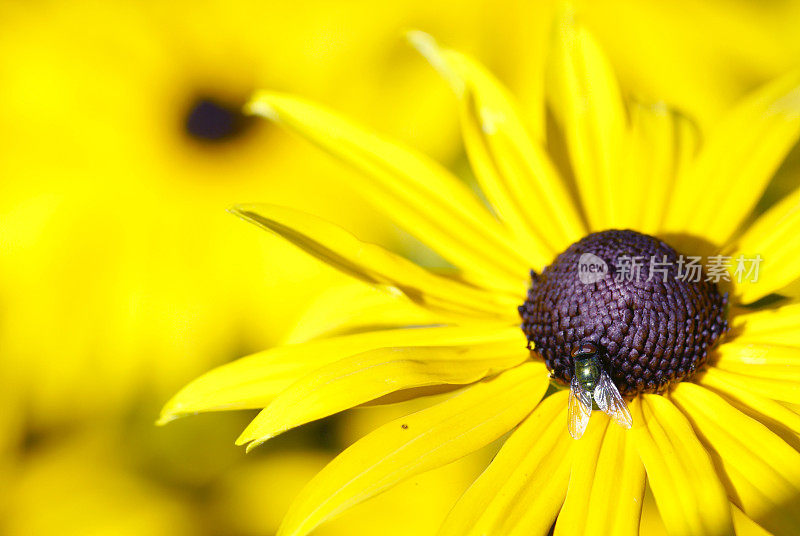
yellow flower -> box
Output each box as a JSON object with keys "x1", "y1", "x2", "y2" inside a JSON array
[{"x1": 162, "y1": 14, "x2": 800, "y2": 536}]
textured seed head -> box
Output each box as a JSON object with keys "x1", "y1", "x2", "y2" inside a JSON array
[{"x1": 519, "y1": 230, "x2": 728, "y2": 395}]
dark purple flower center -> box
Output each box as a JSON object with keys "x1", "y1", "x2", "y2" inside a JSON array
[
  {"x1": 519, "y1": 229, "x2": 728, "y2": 396},
  {"x1": 184, "y1": 97, "x2": 253, "y2": 143}
]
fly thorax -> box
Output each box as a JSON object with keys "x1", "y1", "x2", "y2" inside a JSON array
[{"x1": 574, "y1": 357, "x2": 600, "y2": 391}]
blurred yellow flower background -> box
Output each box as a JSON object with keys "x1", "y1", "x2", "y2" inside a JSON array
[{"x1": 1, "y1": 0, "x2": 799, "y2": 534}]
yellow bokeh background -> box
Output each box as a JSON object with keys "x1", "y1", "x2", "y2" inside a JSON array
[{"x1": 2, "y1": 0, "x2": 799, "y2": 534}]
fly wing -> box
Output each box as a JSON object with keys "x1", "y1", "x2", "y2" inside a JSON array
[
  {"x1": 568, "y1": 375, "x2": 593, "y2": 440},
  {"x1": 594, "y1": 371, "x2": 632, "y2": 429}
]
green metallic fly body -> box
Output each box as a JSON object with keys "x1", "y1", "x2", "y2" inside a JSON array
[
  {"x1": 572, "y1": 342, "x2": 602, "y2": 392},
  {"x1": 567, "y1": 341, "x2": 633, "y2": 439}
]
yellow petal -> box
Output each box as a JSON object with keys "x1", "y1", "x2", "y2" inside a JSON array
[
  {"x1": 280, "y1": 281, "x2": 438, "y2": 344},
  {"x1": 631, "y1": 394, "x2": 733, "y2": 536},
  {"x1": 672, "y1": 382, "x2": 800, "y2": 535},
  {"x1": 409, "y1": 31, "x2": 584, "y2": 263},
  {"x1": 645, "y1": 498, "x2": 778, "y2": 536},
  {"x1": 276, "y1": 362, "x2": 549, "y2": 536},
  {"x1": 554, "y1": 416, "x2": 609, "y2": 535},
  {"x1": 732, "y1": 302, "x2": 800, "y2": 346},
  {"x1": 732, "y1": 505, "x2": 774, "y2": 536},
  {"x1": 439, "y1": 391, "x2": 573, "y2": 536},
  {"x1": 727, "y1": 188, "x2": 800, "y2": 303},
  {"x1": 555, "y1": 417, "x2": 644, "y2": 536},
  {"x1": 644, "y1": 491, "x2": 774, "y2": 535},
  {"x1": 784, "y1": 401, "x2": 800, "y2": 415},
  {"x1": 698, "y1": 367, "x2": 800, "y2": 451},
  {"x1": 231, "y1": 204, "x2": 518, "y2": 320},
  {"x1": 237, "y1": 338, "x2": 530, "y2": 449},
  {"x1": 638, "y1": 485, "x2": 669, "y2": 536},
  {"x1": 664, "y1": 71, "x2": 800, "y2": 245},
  {"x1": 621, "y1": 102, "x2": 699, "y2": 235},
  {"x1": 158, "y1": 324, "x2": 519, "y2": 424},
  {"x1": 701, "y1": 366, "x2": 800, "y2": 404},
  {"x1": 711, "y1": 342, "x2": 800, "y2": 380},
  {"x1": 245, "y1": 91, "x2": 529, "y2": 293},
  {"x1": 547, "y1": 10, "x2": 626, "y2": 231}
]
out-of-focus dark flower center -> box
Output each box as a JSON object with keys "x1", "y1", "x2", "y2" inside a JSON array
[
  {"x1": 519, "y1": 230, "x2": 728, "y2": 396},
  {"x1": 184, "y1": 98, "x2": 253, "y2": 142}
]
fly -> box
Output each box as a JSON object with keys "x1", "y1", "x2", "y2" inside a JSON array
[{"x1": 567, "y1": 341, "x2": 633, "y2": 439}]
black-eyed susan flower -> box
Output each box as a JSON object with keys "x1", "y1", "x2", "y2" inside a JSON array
[{"x1": 162, "y1": 14, "x2": 800, "y2": 536}]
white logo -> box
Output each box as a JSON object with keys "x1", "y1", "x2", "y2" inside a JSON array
[{"x1": 578, "y1": 253, "x2": 608, "y2": 284}]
